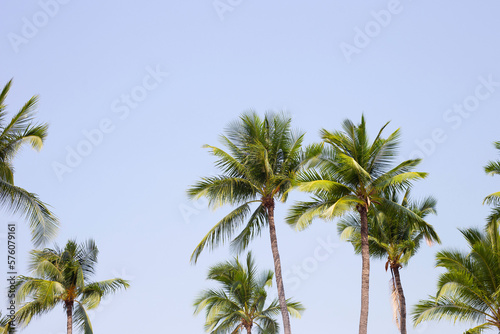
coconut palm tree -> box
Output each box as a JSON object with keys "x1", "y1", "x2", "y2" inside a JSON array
[
  {"x1": 14, "y1": 239, "x2": 129, "y2": 334},
  {"x1": 484, "y1": 141, "x2": 500, "y2": 234},
  {"x1": 338, "y1": 190, "x2": 440, "y2": 334},
  {"x1": 0, "y1": 79, "x2": 58, "y2": 246},
  {"x1": 188, "y1": 111, "x2": 306, "y2": 334},
  {"x1": 412, "y1": 227, "x2": 500, "y2": 333},
  {"x1": 194, "y1": 252, "x2": 304, "y2": 334},
  {"x1": 286, "y1": 116, "x2": 436, "y2": 334}
]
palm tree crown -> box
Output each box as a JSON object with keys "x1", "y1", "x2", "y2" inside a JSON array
[
  {"x1": 188, "y1": 111, "x2": 304, "y2": 260},
  {"x1": 194, "y1": 252, "x2": 304, "y2": 334},
  {"x1": 14, "y1": 239, "x2": 129, "y2": 334},
  {"x1": 413, "y1": 227, "x2": 500, "y2": 333},
  {"x1": 0, "y1": 79, "x2": 58, "y2": 246}
]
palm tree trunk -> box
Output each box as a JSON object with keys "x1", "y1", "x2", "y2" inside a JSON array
[
  {"x1": 392, "y1": 266, "x2": 407, "y2": 334},
  {"x1": 266, "y1": 201, "x2": 292, "y2": 334},
  {"x1": 358, "y1": 205, "x2": 370, "y2": 334},
  {"x1": 65, "y1": 301, "x2": 73, "y2": 334}
]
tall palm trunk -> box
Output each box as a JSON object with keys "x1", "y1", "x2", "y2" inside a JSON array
[
  {"x1": 392, "y1": 265, "x2": 407, "y2": 334},
  {"x1": 265, "y1": 199, "x2": 292, "y2": 334},
  {"x1": 65, "y1": 301, "x2": 73, "y2": 334},
  {"x1": 358, "y1": 205, "x2": 370, "y2": 334}
]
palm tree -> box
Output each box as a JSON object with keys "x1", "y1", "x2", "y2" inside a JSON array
[
  {"x1": 412, "y1": 227, "x2": 500, "y2": 333},
  {"x1": 14, "y1": 239, "x2": 129, "y2": 334},
  {"x1": 484, "y1": 141, "x2": 500, "y2": 234},
  {"x1": 338, "y1": 190, "x2": 440, "y2": 334},
  {"x1": 194, "y1": 252, "x2": 304, "y2": 334},
  {"x1": 0, "y1": 79, "x2": 58, "y2": 246},
  {"x1": 187, "y1": 111, "x2": 305, "y2": 334},
  {"x1": 286, "y1": 116, "x2": 436, "y2": 334}
]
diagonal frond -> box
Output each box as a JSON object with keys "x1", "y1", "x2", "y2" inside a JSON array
[
  {"x1": 187, "y1": 176, "x2": 258, "y2": 209},
  {"x1": 190, "y1": 202, "x2": 256, "y2": 263},
  {"x1": 484, "y1": 192, "x2": 500, "y2": 206},
  {"x1": 73, "y1": 302, "x2": 93, "y2": 334},
  {"x1": 230, "y1": 205, "x2": 267, "y2": 254},
  {"x1": 0, "y1": 179, "x2": 58, "y2": 247}
]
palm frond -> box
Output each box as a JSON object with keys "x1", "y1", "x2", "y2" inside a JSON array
[
  {"x1": 190, "y1": 202, "x2": 255, "y2": 263},
  {"x1": 0, "y1": 179, "x2": 58, "y2": 247},
  {"x1": 81, "y1": 279, "x2": 129, "y2": 309},
  {"x1": 286, "y1": 199, "x2": 333, "y2": 231},
  {"x1": 230, "y1": 205, "x2": 267, "y2": 254},
  {"x1": 484, "y1": 192, "x2": 500, "y2": 206},
  {"x1": 73, "y1": 302, "x2": 93, "y2": 334},
  {"x1": 412, "y1": 295, "x2": 489, "y2": 327},
  {"x1": 187, "y1": 176, "x2": 258, "y2": 209},
  {"x1": 0, "y1": 79, "x2": 13, "y2": 119},
  {"x1": 14, "y1": 299, "x2": 58, "y2": 329}
]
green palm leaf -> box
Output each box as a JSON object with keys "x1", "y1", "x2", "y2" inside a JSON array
[{"x1": 73, "y1": 302, "x2": 93, "y2": 334}]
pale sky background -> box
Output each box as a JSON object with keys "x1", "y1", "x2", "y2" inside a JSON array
[{"x1": 1, "y1": 1, "x2": 500, "y2": 333}]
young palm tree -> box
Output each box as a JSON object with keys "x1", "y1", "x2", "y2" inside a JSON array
[
  {"x1": 338, "y1": 190, "x2": 440, "y2": 334},
  {"x1": 286, "y1": 116, "x2": 436, "y2": 334},
  {"x1": 0, "y1": 79, "x2": 58, "y2": 246},
  {"x1": 412, "y1": 227, "x2": 500, "y2": 333},
  {"x1": 194, "y1": 252, "x2": 304, "y2": 334},
  {"x1": 188, "y1": 111, "x2": 305, "y2": 334},
  {"x1": 14, "y1": 239, "x2": 129, "y2": 334},
  {"x1": 484, "y1": 141, "x2": 500, "y2": 233}
]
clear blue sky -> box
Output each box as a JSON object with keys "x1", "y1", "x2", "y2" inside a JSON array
[{"x1": 1, "y1": 1, "x2": 500, "y2": 333}]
